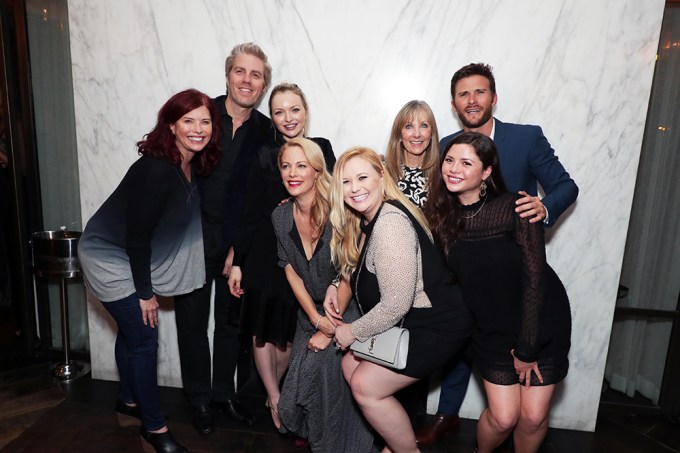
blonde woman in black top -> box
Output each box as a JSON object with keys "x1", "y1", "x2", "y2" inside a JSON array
[{"x1": 327, "y1": 147, "x2": 471, "y2": 453}]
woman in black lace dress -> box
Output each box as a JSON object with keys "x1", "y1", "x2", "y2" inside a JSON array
[
  {"x1": 424, "y1": 132, "x2": 571, "y2": 453},
  {"x1": 384, "y1": 100, "x2": 440, "y2": 208}
]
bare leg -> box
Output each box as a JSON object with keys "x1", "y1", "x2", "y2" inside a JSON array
[
  {"x1": 348, "y1": 358, "x2": 420, "y2": 453},
  {"x1": 341, "y1": 350, "x2": 362, "y2": 383},
  {"x1": 476, "y1": 381, "x2": 520, "y2": 453},
  {"x1": 252, "y1": 337, "x2": 291, "y2": 428},
  {"x1": 275, "y1": 342, "x2": 292, "y2": 383},
  {"x1": 512, "y1": 384, "x2": 555, "y2": 453}
]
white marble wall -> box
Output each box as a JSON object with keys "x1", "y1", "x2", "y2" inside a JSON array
[{"x1": 68, "y1": 0, "x2": 665, "y2": 431}]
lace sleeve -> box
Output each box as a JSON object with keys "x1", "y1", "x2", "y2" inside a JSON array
[
  {"x1": 351, "y1": 210, "x2": 419, "y2": 341},
  {"x1": 513, "y1": 212, "x2": 547, "y2": 363}
]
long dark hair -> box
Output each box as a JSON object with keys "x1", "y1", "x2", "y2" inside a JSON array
[
  {"x1": 424, "y1": 132, "x2": 506, "y2": 253},
  {"x1": 137, "y1": 89, "x2": 221, "y2": 176}
]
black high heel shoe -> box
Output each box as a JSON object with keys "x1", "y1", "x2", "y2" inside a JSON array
[{"x1": 140, "y1": 427, "x2": 188, "y2": 453}]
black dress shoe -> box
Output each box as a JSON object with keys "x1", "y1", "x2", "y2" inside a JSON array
[
  {"x1": 415, "y1": 412, "x2": 460, "y2": 446},
  {"x1": 192, "y1": 405, "x2": 215, "y2": 435},
  {"x1": 211, "y1": 399, "x2": 254, "y2": 426},
  {"x1": 140, "y1": 427, "x2": 188, "y2": 453},
  {"x1": 116, "y1": 399, "x2": 141, "y2": 420}
]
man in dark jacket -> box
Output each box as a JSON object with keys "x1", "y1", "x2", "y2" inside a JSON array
[{"x1": 175, "y1": 42, "x2": 275, "y2": 436}]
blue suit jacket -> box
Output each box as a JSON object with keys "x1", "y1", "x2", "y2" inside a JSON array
[{"x1": 439, "y1": 118, "x2": 578, "y2": 227}]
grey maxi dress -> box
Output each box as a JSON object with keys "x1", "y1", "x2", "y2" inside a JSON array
[{"x1": 272, "y1": 202, "x2": 375, "y2": 452}]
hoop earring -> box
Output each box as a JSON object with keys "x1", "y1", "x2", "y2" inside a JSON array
[{"x1": 480, "y1": 180, "x2": 487, "y2": 198}]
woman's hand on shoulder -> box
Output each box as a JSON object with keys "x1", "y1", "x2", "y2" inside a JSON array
[
  {"x1": 139, "y1": 295, "x2": 159, "y2": 328},
  {"x1": 228, "y1": 265, "x2": 245, "y2": 298},
  {"x1": 511, "y1": 349, "x2": 543, "y2": 388}
]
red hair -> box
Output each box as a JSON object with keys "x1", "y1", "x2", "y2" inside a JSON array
[{"x1": 137, "y1": 89, "x2": 221, "y2": 176}]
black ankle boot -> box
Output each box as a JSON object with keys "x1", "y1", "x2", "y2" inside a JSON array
[
  {"x1": 116, "y1": 399, "x2": 141, "y2": 419},
  {"x1": 140, "y1": 427, "x2": 188, "y2": 453}
]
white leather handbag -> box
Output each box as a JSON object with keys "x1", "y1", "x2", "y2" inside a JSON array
[{"x1": 350, "y1": 324, "x2": 409, "y2": 370}]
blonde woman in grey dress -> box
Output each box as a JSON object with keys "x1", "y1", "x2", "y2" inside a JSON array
[{"x1": 272, "y1": 137, "x2": 375, "y2": 452}]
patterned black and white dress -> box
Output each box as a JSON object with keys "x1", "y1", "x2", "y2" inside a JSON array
[{"x1": 397, "y1": 166, "x2": 428, "y2": 208}]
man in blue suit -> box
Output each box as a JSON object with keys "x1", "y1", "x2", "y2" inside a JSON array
[{"x1": 416, "y1": 62, "x2": 578, "y2": 446}]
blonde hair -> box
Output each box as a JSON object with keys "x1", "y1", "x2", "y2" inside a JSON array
[
  {"x1": 330, "y1": 147, "x2": 432, "y2": 279},
  {"x1": 278, "y1": 138, "x2": 332, "y2": 241},
  {"x1": 384, "y1": 100, "x2": 440, "y2": 188},
  {"x1": 225, "y1": 42, "x2": 273, "y2": 93},
  {"x1": 268, "y1": 82, "x2": 309, "y2": 115}
]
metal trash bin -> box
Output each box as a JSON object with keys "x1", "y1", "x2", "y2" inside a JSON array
[{"x1": 31, "y1": 229, "x2": 87, "y2": 381}]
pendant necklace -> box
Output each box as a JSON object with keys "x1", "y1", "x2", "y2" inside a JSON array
[{"x1": 463, "y1": 196, "x2": 486, "y2": 219}]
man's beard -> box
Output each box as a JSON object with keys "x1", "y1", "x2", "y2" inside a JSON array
[{"x1": 458, "y1": 107, "x2": 492, "y2": 129}]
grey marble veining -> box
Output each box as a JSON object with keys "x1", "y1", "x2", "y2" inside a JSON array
[{"x1": 68, "y1": 0, "x2": 666, "y2": 431}]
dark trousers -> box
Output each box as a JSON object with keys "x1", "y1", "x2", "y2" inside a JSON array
[
  {"x1": 438, "y1": 356, "x2": 472, "y2": 414},
  {"x1": 103, "y1": 293, "x2": 165, "y2": 430},
  {"x1": 174, "y1": 259, "x2": 241, "y2": 407}
]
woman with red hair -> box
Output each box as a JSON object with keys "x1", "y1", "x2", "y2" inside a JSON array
[{"x1": 79, "y1": 89, "x2": 220, "y2": 453}]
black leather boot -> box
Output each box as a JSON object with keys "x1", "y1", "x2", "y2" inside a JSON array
[
  {"x1": 140, "y1": 427, "x2": 188, "y2": 453},
  {"x1": 415, "y1": 412, "x2": 460, "y2": 446}
]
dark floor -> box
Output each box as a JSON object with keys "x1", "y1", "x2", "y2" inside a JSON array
[
  {"x1": 1, "y1": 360, "x2": 679, "y2": 453},
  {"x1": 1, "y1": 304, "x2": 679, "y2": 453}
]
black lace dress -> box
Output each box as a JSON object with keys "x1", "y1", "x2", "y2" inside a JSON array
[{"x1": 447, "y1": 192, "x2": 571, "y2": 386}]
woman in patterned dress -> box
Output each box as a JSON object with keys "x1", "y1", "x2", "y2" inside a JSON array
[
  {"x1": 383, "y1": 100, "x2": 440, "y2": 208},
  {"x1": 272, "y1": 138, "x2": 375, "y2": 452},
  {"x1": 228, "y1": 84, "x2": 335, "y2": 430}
]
